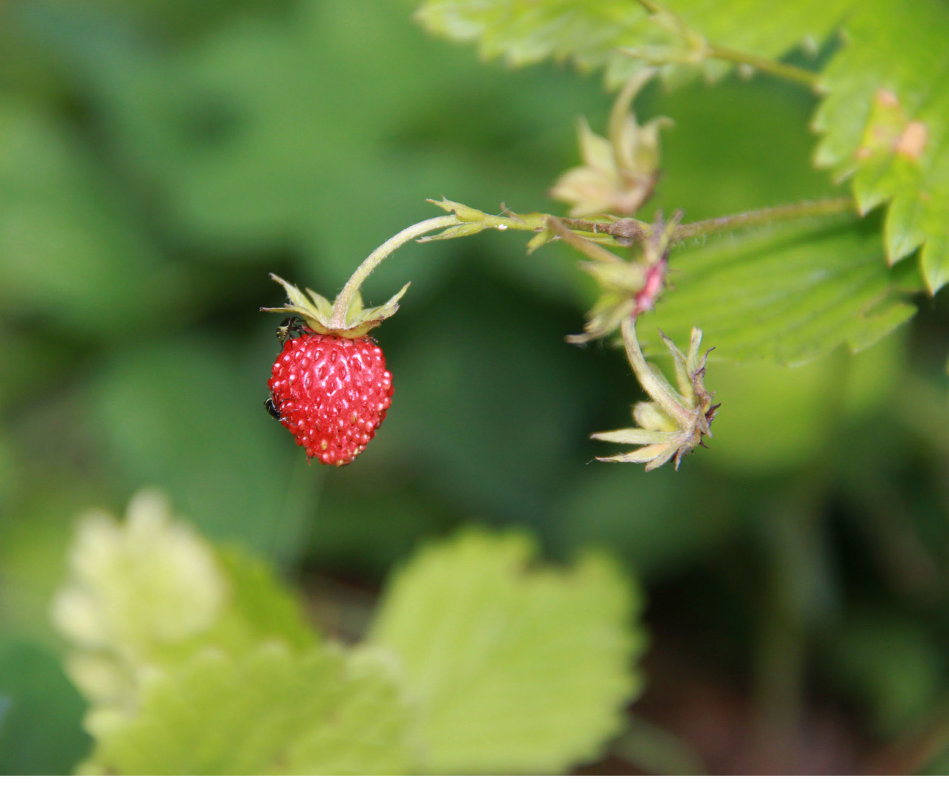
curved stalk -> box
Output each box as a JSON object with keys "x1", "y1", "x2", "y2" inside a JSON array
[{"x1": 330, "y1": 215, "x2": 457, "y2": 328}]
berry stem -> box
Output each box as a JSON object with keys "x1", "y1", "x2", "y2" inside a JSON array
[{"x1": 330, "y1": 215, "x2": 458, "y2": 329}]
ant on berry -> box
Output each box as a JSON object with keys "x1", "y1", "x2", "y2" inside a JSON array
[
  {"x1": 264, "y1": 397, "x2": 281, "y2": 421},
  {"x1": 265, "y1": 318, "x2": 309, "y2": 422},
  {"x1": 276, "y1": 316, "x2": 308, "y2": 345}
]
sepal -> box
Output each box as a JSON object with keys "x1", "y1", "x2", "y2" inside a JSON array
[
  {"x1": 261, "y1": 273, "x2": 410, "y2": 338},
  {"x1": 551, "y1": 71, "x2": 669, "y2": 218},
  {"x1": 420, "y1": 198, "x2": 547, "y2": 241},
  {"x1": 593, "y1": 320, "x2": 718, "y2": 471}
]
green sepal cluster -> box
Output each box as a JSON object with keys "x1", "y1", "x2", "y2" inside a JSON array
[
  {"x1": 550, "y1": 70, "x2": 670, "y2": 219},
  {"x1": 260, "y1": 273, "x2": 410, "y2": 338},
  {"x1": 593, "y1": 322, "x2": 718, "y2": 471}
]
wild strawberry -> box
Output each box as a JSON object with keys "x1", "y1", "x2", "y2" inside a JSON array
[
  {"x1": 260, "y1": 215, "x2": 463, "y2": 465},
  {"x1": 261, "y1": 273, "x2": 409, "y2": 466},
  {"x1": 268, "y1": 332, "x2": 393, "y2": 466}
]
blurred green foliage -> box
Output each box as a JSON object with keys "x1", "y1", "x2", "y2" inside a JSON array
[
  {"x1": 0, "y1": 637, "x2": 90, "y2": 775},
  {"x1": 51, "y1": 495, "x2": 640, "y2": 774},
  {"x1": 0, "y1": 0, "x2": 947, "y2": 775}
]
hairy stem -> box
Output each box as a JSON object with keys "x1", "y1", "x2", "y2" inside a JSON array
[
  {"x1": 671, "y1": 196, "x2": 856, "y2": 242},
  {"x1": 331, "y1": 215, "x2": 457, "y2": 328},
  {"x1": 556, "y1": 197, "x2": 855, "y2": 247},
  {"x1": 558, "y1": 216, "x2": 651, "y2": 242}
]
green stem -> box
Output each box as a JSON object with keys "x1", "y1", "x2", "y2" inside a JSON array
[
  {"x1": 671, "y1": 196, "x2": 856, "y2": 242},
  {"x1": 548, "y1": 217, "x2": 627, "y2": 263},
  {"x1": 330, "y1": 215, "x2": 457, "y2": 328},
  {"x1": 559, "y1": 216, "x2": 650, "y2": 242},
  {"x1": 708, "y1": 43, "x2": 821, "y2": 89},
  {"x1": 557, "y1": 197, "x2": 855, "y2": 247},
  {"x1": 634, "y1": 0, "x2": 821, "y2": 90}
]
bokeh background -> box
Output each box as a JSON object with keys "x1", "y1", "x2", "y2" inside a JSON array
[{"x1": 1, "y1": 0, "x2": 948, "y2": 775}]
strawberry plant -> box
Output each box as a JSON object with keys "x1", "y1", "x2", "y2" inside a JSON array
[
  {"x1": 1, "y1": 0, "x2": 948, "y2": 778},
  {"x1": 250, "y1": 0, "x2": 946, "y2": 472}
]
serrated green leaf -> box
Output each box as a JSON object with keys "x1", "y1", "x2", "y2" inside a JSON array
[
  {"x1": 51, "y1": 491, "x2": 229, "y2": 665},
  {"x1": 367, "y1": 527, "x2": 644, "y2": 774},
  {"x1": 416, "y1": 0, "x2": 852, "y2": 85},
  {"x1": 52, "y1": 492, "x2": 317, "y2": 712},
  {"x1": 648, "y1": 214, "x2": 920, "y2": 365},
  {"x1": 812, "y1": 0, "x2": 949, "y2": 293},
  {"x1": 83, "y1": 643, "x2": 412, "y2": 775}
]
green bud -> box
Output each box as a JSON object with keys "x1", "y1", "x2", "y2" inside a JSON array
[{"x1": 551, "y1": 71, "x2": 670, "y2": 218}]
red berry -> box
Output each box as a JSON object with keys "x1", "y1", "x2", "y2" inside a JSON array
[{"x1": 268, "y1": 333, "x2": 393, "y2": 466}]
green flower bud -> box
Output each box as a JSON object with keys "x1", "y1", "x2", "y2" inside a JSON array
[{"x1": 551, "y1": 71, "x2": 670, "y2": 218}]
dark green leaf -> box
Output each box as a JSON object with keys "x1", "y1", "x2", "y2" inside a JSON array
[
  {"x1": 0, "y1": 637, "x2": 90, "y2": 775},
  {"x1": 648, "y1": 214, "x2": 919, "y2": 364}
]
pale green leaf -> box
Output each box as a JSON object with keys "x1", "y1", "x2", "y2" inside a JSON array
[
  {"x1": 368, "y1": 527, "x2": 644, "y2": 774},
  {"x1": 83, "y1": 644, "x2": 412, "y2": 775},
  {"x1": 647, "y1": 215, "x2": 920, "y2": 365},
  {"x1": 416, "y1": 0, "x2": 852, "y2": 85},
  {"x1": 812, "y1": 0, "x2": 949, "y2": 293},
  {"x1": 52, "y1": 492, "x2": 317, "y2": 712},
  {"x1": 206, "y1": 547, "x2": 318, "y2": 654}
]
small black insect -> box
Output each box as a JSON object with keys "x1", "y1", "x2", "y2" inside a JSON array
[
  {"x1": 264, "y1": 397, "x2": 281, "y2": 420},
  {"x1": 276, "y1": 316, "x2": 308, "y2": 345}
]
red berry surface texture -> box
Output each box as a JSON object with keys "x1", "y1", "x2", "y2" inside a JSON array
[{"x1": 268, "y1": 333, "x2": 393, "y2": 466}]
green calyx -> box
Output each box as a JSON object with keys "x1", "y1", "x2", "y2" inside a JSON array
[
  {"x1": 260, "y1": 273, "x2": 410, "y2": 339},
  {"x1": 260, "y1": 215, "x2": 460, "y2": 338}
]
